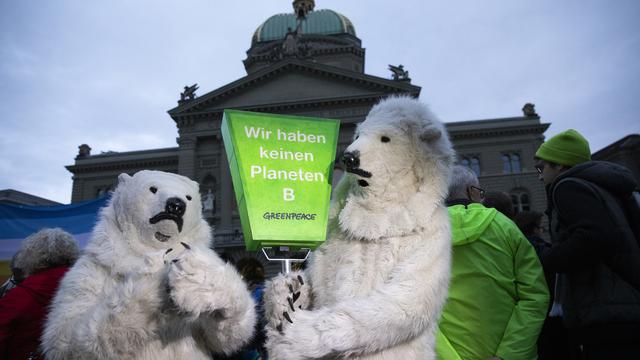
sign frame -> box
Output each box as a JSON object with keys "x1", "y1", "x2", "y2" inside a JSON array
[{"x1": 221, "y1": 109, "x2": 340, "y2": 251}]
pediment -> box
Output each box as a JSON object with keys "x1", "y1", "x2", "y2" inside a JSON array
[{"x1": 168, "y1": 59, "x2": 419, "y2": 117}]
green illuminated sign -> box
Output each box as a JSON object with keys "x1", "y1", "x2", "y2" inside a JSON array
[{"x1": 221, "y1": 109, "x2": 340, "y2": 251}]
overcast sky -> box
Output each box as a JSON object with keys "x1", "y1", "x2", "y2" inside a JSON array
[{"x1": 1, "y1": 0, "x2": 639, "y2": 204}]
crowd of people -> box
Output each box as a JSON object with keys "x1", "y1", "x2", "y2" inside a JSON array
[{"x1": 1, "y1": 128, "x2": 639, "y2": 359}]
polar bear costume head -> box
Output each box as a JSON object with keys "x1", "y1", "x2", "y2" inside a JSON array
[
  {"x1": 87, "y1": 170, "x2": 211, "y2": 272},
  {"x1": 334, "y1": 96, "x2": 455, "y2": 240}
]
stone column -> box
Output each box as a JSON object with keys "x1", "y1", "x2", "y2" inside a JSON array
[
  {"x1": 219, "y1": 150, "x2": 233, "y2": 230},
  {"x1": 177, "y1": 136, "x2": 196, "y2": 180}
]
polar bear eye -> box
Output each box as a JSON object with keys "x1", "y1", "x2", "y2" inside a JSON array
[
  {"x1": 355, "y1": 135, "x2": 359, "y2": 140},
  {"x1": 149, "y1": 186, "x2": 157, "y2": 194},
  {"x1": 381, "y1": 136, "x2": 390, "y2": 143},
  {"x1": 186, "y1": 195, "x2": 192, "y2": 201}
]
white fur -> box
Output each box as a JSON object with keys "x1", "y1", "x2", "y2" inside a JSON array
[
  {"x1": 264, "y1": 97, "x2": 454, "y2": 359},
  {"x1": 42, "y1": 170, "x2": 256, "y2": 360}
]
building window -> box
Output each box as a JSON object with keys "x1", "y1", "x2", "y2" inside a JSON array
[
  {"x1": 510, "y1": 189, "x2": 531, "y2": 214},
  {"x1": 470, "y1": 157, "x2": 481, "y2": 175},
  {"x1": 96, "y1": 185, "x2": 113, "y2": 197},
  {"x1": 502, "y1": 154, "x2": 511, "y2": 173},
  {"x1": 511, "y1": 154, "x2": 521, "y2": 173},
  {"x1": 459, "y1": 155, "x2": 481, "y2": 176},
  {"x1": 502, "y1": 153, "x2": 522, "y2": 173}
]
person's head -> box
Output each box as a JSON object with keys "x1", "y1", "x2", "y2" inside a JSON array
[
  {"x1": 218, "y1": 252, "x2": 235, "y2": 265},
  {"x1": 235, "y1": 257, "x2": 265, "y2": 286},
  {"x1": 14, "y1": 228, "x2": 79, "y2": 277},
  {"x1": 535, "y1": 129, "x2": 591, "y2": 185},
  {"x1": 514, "y1": 211, "x2": 544, "y2": 237},
  {"x1": 448, "y1": 165, "x2": 485, "y2": 203},
  {"x1": 482, "y1": 191, "x2": 515, "y2": 219},
  {"x1": 9, "y1": 251, "x2": 25, "y2": 283}
]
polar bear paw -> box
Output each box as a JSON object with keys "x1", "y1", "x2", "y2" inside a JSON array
[
  {"x1": 264, "y1": 270, "x2": 311, "y2": 333},
  {"x1": 166, "y1": 244, "x2": 230, "y2": 317}
]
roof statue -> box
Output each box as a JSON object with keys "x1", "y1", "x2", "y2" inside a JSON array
[
  {"x1": 293, "y1": 0, "x2": 315, "y2": 19},
  {"x1": 282, "y1": 27, "x2": 299, "y2": 56},
  {"x1": 179, "y1": 84, "x2": 199, "y2": 104},
  {"x1": 388, "y1": 64, "x2": 411, "y2": 82},
  {"x1": 522, "y1": 103, "x2": 538, "y2": 117},
  {"x1": 77, "y1": 144, "x2": 91, "y2": 159}
]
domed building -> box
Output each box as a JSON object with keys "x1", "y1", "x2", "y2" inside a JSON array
[
  {"x1": 66, "y1": 1, "x2": 550, "y2": 263},
  {"x1": 245, "y1": 6, "x2": 364, "y2": 73}
]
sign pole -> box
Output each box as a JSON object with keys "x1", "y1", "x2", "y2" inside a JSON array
[{"x1": 283, "y1": 259, "x2": 292, "y2": 274}]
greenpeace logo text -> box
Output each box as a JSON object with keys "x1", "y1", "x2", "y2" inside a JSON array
[{"x1": 263, "y1": 212, "x2": 317, "y2": 221}]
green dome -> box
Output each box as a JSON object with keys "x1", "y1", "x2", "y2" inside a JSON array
[{"x1": 252, "y1": 9, "x2": 356, "y2": 43}]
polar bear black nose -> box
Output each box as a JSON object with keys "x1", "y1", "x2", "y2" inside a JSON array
[
  {"x1": 165, "y1": 197, "x2": 186, "y2": 217},
  {"x1": 341, "y1": 151, "x2": 360, "y2": 170}
]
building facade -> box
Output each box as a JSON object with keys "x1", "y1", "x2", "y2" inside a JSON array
[
  {"x1": 592, "y1": 134, "x2": 640, "y2": 184},
  {"x1": 0, "y1": 189, "x2": 61, "y2": 206},
  {"x1": 66, "y1": 2, "x2": 549, "y2": 260}
]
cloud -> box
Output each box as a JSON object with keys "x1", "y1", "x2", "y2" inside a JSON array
[{"x1": 1, "y1": 0, "x2": 639, "y2": 203}]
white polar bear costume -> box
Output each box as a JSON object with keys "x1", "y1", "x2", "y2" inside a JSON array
[
  {"x1": 264, "y1": 96, "x2": 455, "y2": 359},
  {"x1": 42, "y1": 170, "x2": 256, "y2": 360}
]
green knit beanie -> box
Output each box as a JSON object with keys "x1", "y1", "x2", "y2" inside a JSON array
[{"x1": 535, "y1": 129, "x2": 591, "y2": 166}]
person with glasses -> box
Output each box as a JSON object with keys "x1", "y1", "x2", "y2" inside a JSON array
[
  {"x1": 437, "y1": 165, "x2": 548, "y2": 360},
  {"x1": 535, "y1": 129, "x2": 640, "y2": 359}
]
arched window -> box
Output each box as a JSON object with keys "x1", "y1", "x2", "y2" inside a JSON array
[
  {"x1": 510, "y1": 189, "x2": 531, "y2": 214},
  {"x1": 200, "y1": 174, "x2": 216, "y2": 195},
  {"x1": 459, "y1": 155, "x2": 480, "y2": 175},
  {"x1": 519, "y1": 193, "x2": 530, "y2": 211},
  {"x1": 511, "y1": 154, "x2": 521, "y2": 173},
  {"x1": 96, "y1": 185, "x2": 113, "y2": 197},
  {"x1": 470, "y1": 157, "x2": 481, "y2": 175},
  {"x1": 502, "y1": 154, "x2": 512, "y2": 173},
  {"x1": 502, "y1": 153, "x2": 522, "y2": 173}
]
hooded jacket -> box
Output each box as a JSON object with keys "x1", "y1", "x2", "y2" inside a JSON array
[
  {"x1": 437, "y1": 203, "x2": 549, "y2": 360},
  {"x1": 0, "y1": 266, "x2": 69, "y2": 359},
  {"x1": 541, "y1": 161, "x2": 640, "y2": 339}
]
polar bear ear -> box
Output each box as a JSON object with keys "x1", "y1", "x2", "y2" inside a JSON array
[
  {"x1": 117, "y1": 173, "x2": 132, "y2": 185},
  {"x1": 419, "y1": 127, "x2": 442, "y2": 143}
]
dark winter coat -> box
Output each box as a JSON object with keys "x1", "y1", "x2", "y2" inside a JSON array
[
  {"x1": 0, "y1": 266, "x2": 70, "y2": 359},
  {"x1": 541, "y1": 161, "x2": 640, "y2": 344}
]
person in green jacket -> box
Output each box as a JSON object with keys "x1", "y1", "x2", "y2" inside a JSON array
[{"x1": 437, "y1": 166, "x2": 549, "y2": 360}]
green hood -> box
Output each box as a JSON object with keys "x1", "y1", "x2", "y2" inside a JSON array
[
  {"x1": 439, "y1": 202, "x2": 549, "y2": 360},
  {"x1": 447, "y1": 203, "x2": 497, "y2": 246}
]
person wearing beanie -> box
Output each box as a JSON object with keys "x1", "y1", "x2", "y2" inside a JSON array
[{"x1": 534, "y1": 129, "x2": 640, "y2": 359}]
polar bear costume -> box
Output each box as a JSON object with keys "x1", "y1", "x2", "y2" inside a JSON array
[
  {"x1": 264, "y1": 96, "x2": 455, "y2": 360},
  {"x1": 42, "y1": 170, "x2": 256, "y2": 360}
]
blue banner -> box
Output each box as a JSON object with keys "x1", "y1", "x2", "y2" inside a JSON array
[{"x1": 0, "y1": 196, "x2": 109, "y2": 260}]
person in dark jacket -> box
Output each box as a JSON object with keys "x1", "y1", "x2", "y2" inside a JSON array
[
  {"x1": 535, "y1": 129, "x2": 640, "y2": 359},
  {"x1": 0, "y1": 228, "x2": 79, "y2": 360},
  {"x1": 514, "y1": 210, "x2": 578, "y2": 359},
  {"x1": 218, "y1": 257, "x2": 268, "y2": 360},
  {"x1": 514, "y1": 211, "x2": 550, "y2": 258}
]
